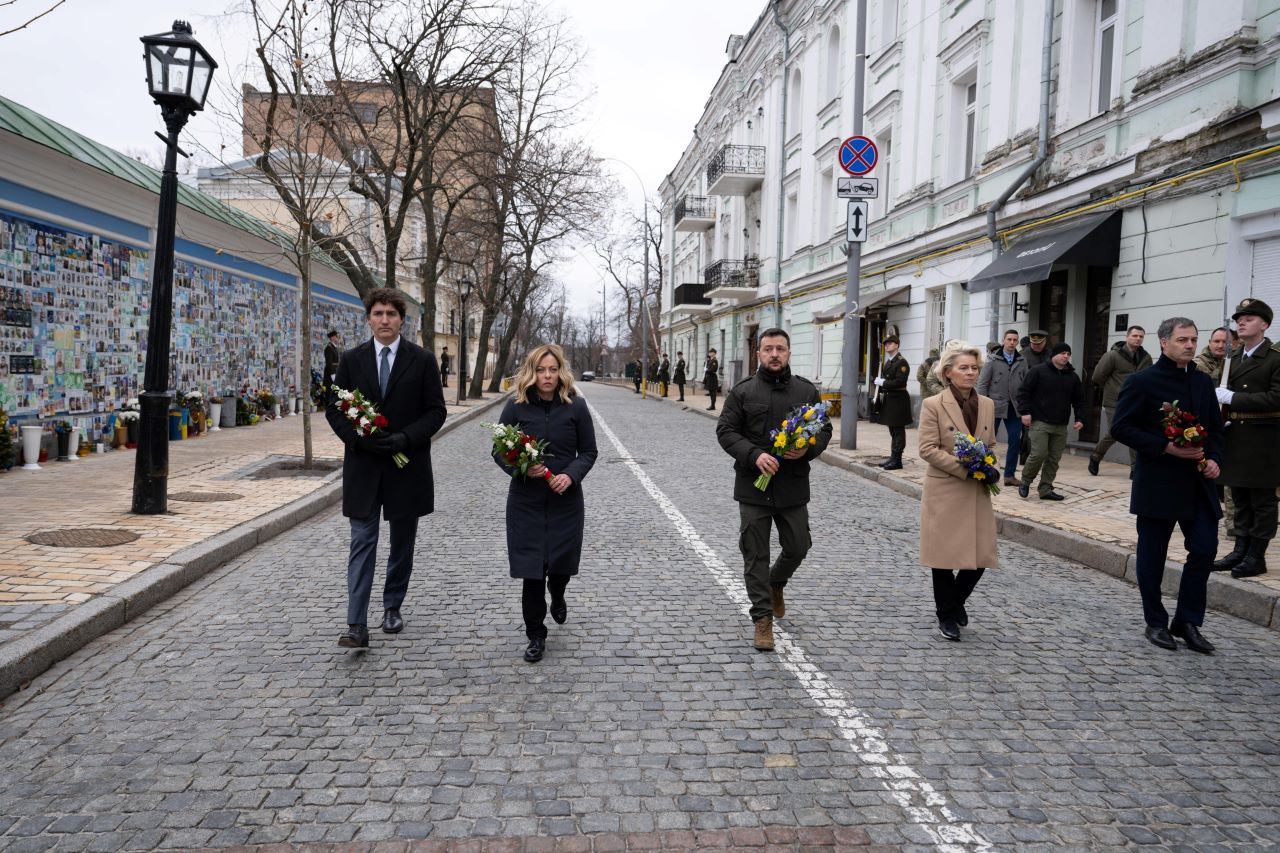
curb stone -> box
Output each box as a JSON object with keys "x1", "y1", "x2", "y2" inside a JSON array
[
  {"x1": 0, "y1": 393, "x2": 512, "y2": 702},
  {"x1": 624, "y1": 382, "x2": 1280, "y2": 634}
]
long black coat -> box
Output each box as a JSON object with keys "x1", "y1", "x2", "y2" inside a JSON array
[
  {"x1": 326, "y1": 337, "x2": 448, "y2": 520},
  {"x1": 1110, "y1": 355, "x2": 1223, "y2": 520},
  {"x1": 716, "y1": 367, "x2": 832, "y2": 508},
  {"x1": 495, "y1": 394, "x2": 598, "y2": 579},
  {"x1": 877, "y1": 353, "x2": 913, "y2": 427},
  {"x1": 1220, "y1": 338, "x2": 1280, "y2": 489},
  {"x1": 703, "y1": 357, "x2": 720, "y2": 393},
  {"x1": 673, "y1": 358, "x2": 687, "y2": 384}
]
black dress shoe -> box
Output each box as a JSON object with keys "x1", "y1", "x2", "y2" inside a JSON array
[
  {"x1": 338, "y1": 624, "x2": 369, "y2": 648},
  {"x1": 1145, "y1": 626, "x2": 1177, "y2": 650},
  {"x1": 938, "y1": 620, "x2": 961, "y2": 641},
  {"x1": 1170, "y1": 621, "x2": 1215, "y2": 654},
  {"x1": 957, "y1": 605, "x2": 968, "y2": 627},
  {"x1": 550, "y1": 597, "x2": 567, "y2": 624},
  {"x1": 1087, "y1": 457, "x2": 1100, "y2": 476},
  {"x1": 1017, "y1": 482, "x2": 1030, "y2": 499},
  {"x1": 523, "y1": 637, "x2": 545, "y2": 663},
  {"x1": 380, "y1": 609, "x2": 404, "y2": 633},
  {"x1": 1041, "y1": 491, "x2": 1065, "y2": 501}
]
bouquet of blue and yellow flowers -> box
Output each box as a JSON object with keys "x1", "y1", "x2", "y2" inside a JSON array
[
  {"x1": 953, "y1": 432, "x2": 1001, "y2": 495},
  {"x1": 754, "y1": 400, "x2": 831, "y2": 491}
]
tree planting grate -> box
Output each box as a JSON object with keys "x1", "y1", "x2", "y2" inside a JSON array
[
  {"x1": 26, "y1": 528, "x2": 140, "y2": 548},
  {"x1": 170, "y1": 491, "x2": 243, "y2": 502}
]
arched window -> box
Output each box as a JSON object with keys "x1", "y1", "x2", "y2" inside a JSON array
[
  {"x1": 826, "y1": 27, "x2": 841, "y2": 102},
  {"x1": 788, "y1": 68, "x2": 803, "y2": 131}
]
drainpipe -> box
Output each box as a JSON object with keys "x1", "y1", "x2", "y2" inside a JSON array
[
  {"x1": 771, "y1": 0, "x2": 792, "y2": 329},
  {"x1": 987, "y1": 0, "x2": 1055, "y2": 344}
]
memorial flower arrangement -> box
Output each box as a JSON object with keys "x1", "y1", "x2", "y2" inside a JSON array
[
  {"x1": 335, "y1": 387, "x2": 409, "y2": 468},
  {"x1": 482, "y1": 422, "x2": 553, "y2": 483},
  {"x1": 953, "y1": 432, "x2": 1001, "y2": 495},
  {"x1": 754, "y1": 400, "x2": 831, "y2": 491},
  {"x1": 52, "y1": 420, "x2": 73, "y2": 435},
  {"x1": 1160, "y1": 400, "x2": 1208, "y2": 471}
]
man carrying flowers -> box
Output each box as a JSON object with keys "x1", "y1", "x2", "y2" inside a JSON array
[
  {"x1": 716, "y1": 329, "x2": 832, "y2": 652},
  {"x1": 1111, "y1": 317, "x2": 1224, "y2": 654}
]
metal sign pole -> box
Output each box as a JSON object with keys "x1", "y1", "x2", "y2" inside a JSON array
[{"x1": 839, "y1": 0, "x2": 867, "y2": 450}]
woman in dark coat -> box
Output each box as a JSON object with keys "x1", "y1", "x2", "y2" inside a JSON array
[{"x1": 493, "y1": 343, "x2": 598, "y2": 662}]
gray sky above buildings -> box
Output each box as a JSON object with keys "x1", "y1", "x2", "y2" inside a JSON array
[{"x1": 0, "y1": 0, "x2": 764, "y2": 314}]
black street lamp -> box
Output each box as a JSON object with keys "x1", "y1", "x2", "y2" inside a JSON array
[
  {"x1": 132, "y1": 21, "x2": 217, "y2": 515},
  {"x1": 457, "y1": 278, "x2": 473, "y2": 405}
]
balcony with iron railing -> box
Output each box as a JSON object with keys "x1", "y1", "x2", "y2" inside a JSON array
[
  {"x1": 674, "y1": 195, "x2": 715, "y2": 232},
  {"x1": 672, "y1": 281, "x2": 712, "y2": 315},
  {"x1": 706, "y1": 145, "x2": 766, "y2": 196},
  {"x1": 703, "y1": 257, "x2": 760, "y2": 301}
]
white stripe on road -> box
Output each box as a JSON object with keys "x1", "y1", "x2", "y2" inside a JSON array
[{"x1": 588, "y1": 401, "x2": 991, "y2": 853}]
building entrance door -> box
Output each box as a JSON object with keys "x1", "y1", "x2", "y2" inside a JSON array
[
  {"x1": 1037, "y1": 269, "x2": 1069, "y2": 347},
  {"x1": 746, "y1": 325, "x2": 759, "y2": 375},
  {"x1": 1079, "y1": 266, "x2": 1113, "y2": 443}
]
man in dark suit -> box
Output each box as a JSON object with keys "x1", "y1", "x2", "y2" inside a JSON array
[
  {"x1": 323, "y1": 330, "x2": 341, "y2": 384},
  {"x1": 1111, "y1": 317, "x2": 1223, "y2": 653},
  {"x1": 1212, "y1": 298, "x2": 1280, "y2": 579},
  {"x1": 326, "y1": 288, "x2": 448, "y2": 649}
]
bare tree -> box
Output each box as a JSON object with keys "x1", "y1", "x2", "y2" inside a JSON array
[
  {"x1": 593, "y1": 198, "x2": 663, "y2": 356},
  {"x1": 0, "y1": 0, "x2": 66, "y2": 38}
]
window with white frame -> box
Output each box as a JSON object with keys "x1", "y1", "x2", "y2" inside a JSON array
[
  {"x1": 817, "y1": 169, "x2": 834, "y2": 238},
  {"x1": 925, "y1": 287, "x2": 947, "y2": 355},
  {"x1": 788, "y1": 68, "x2": 803, "y2": 132},
  {"x1": 785, "y1": 191, "x2": 799, "y2": 255},
  {"x1": 948, "y1": 70, "x2": 979, "y2": 183},
  {"x1": 813, "y1": 324, "x2": 825, "y2": 383},
  {"x1": 1095, "y1": 0, "x2": 1120, "y2": 114},
  {"x1": 825, "y1": 27, "x2": 841, "y2": 102},
  {"x1": 880, "y1": 0, "x2": 899, "y2": 49},
  {"x1": 872, "y1": 131, "x2": 892, "y2": 219}
]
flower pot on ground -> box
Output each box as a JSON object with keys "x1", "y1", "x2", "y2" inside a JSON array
[
  {"x1": 209, "y1": 401, "x2": 223, "y2": 432},
  {"x1": 21, "y1": 425, "x2": 42, "y2": 470},
  {"x1": 53, "y1": 421, "x2": 72, "y2": 461},
  {"x1": 126, "y1": 420, "x2": 139, "y2": 447},
  {"x1": 220, "y1": 398, "x2": 237, "y2": 428},
  {"x1": 114, "y1": 425, "x2": 128, "y2": 448},
  {"x1": 67, "y1": 429, "x2": 80, "y2": 460},
  {"x1": 0, "y1": 410, "x2": 13, "y2": 470}
]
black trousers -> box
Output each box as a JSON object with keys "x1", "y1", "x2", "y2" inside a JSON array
[
  {"x1": 633, "y1": 377, "x2": 641, "y2": 393},
  {"x1": 707, "y1": 388, "x2": 718, "y2": 408},
  {"x1": 1230, "y1": 486, "x2": 1278, "y2": 541},
  {"x1": 739, "y1": 502, "x2": 811, "y2": 621},
  {"x1": 522, "y1": 574, "x2": 569, "y2": 640},
  {"x1": 1135, "y1": 511, "x2": 1215, "y2": 628},
  {"x1": 888, "y1": 425, "x2": 906, "y2": 457},
  {"x1": 931, "y1": 568, "x2": 984, "y2": 622},
  {"x1": 676, "y1": 382, "x2": 685, "y2": 400}
]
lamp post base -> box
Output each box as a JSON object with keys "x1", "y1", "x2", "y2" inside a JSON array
[{"x1": 131, "y1": 391, "x2": 172, "y2": 514}]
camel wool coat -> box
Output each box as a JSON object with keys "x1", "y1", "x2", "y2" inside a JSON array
[{"x1": 918, "y1": 391, "x2": 999, "y2": 570}]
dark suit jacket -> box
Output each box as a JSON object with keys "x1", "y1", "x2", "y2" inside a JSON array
[
  {"x1": 1110, "y1": 355, "x2": 1223, "y2": 520},
  {"x1": 326, "y1": 337, "x2": 448, "y2": 520},
  {"x1": 323, "y1": 342, "x2": 340, "y2": 380}
]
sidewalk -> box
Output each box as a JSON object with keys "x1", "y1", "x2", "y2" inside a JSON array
[
  {"x1": 609, "y1": 380, "x2": 1280, "y2": 633},
  {"x1": 0, "y1": 391, "x2": 508, "y2": 699}
]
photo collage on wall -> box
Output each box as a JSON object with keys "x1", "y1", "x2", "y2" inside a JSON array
[{"x1": 0, "y1": 208, "x2": 369, "y2": 433}]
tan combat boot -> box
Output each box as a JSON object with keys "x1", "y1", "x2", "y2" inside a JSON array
[
  {"x1": 771, "y1": 586, "x2": 785, "y2": 619},
  {"x1": 753, "y1": 616, "x2": 775, "y2": 651}
]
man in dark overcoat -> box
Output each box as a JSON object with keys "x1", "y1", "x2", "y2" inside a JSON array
[
  {"x1": 323, "y1": 329, "x2": 341, "y2": 384},
  {"x1": 631, "y1": 357, "x2": 642, "y2": 393},
  {"x1": 673, "y1": 351, "x2": 687, "y2": 401},
  {"x1": 873, "y1": 334, "x2": 912, "y2": 470},
  {"x1": 439, "y1": 346, "x2": 451, "y2": 388},
  {"x1": 1212, "y1": 298, "x2": 1280, "y2": 579},
  {"x1": 326, "y1": 288, "x2": 448, "y2": 649},
  {"x1": 658, "y1": 353, "x2": 671, "y2": 397},
  {"x1": 716, "y1": 329, "x2": 831, "y2": 652},
  {"x1": 704, "y1": 348, "x2": 721, "y2": 410},
  {"x1": 1111, "y1": 317, "x2": 1223, "y2": 653}
]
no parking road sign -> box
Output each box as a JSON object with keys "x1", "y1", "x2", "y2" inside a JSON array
[{"x1": 838, "y1": 136, "x2": 878, "y2": 176}]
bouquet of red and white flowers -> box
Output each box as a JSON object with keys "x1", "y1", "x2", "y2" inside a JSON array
[
  {"x1": 334, "y1": 387, "x2": 409, "y2": 468},
  {"x1": 483, "y1": 422, "x2": 554, "y2": 484},
  {"x1": 1160, "y1": 399, "x2": 1208, "y2": 471}
]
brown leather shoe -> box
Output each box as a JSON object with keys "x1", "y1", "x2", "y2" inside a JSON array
[
  {"x1": 770, "y1": 586, "x2": 785, "y2": 619},
  {"x1": 1003, "y1": 476, "x2": 1020, "y2": 487},
  {"x1": 753, "y1": 616, "x2": 775, "y2": 651}
]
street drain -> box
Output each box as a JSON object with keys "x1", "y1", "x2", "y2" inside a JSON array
[
  {"x1": 170, "y1": 491, "x2": 244, "y2": 502},
  {"x1": 26, "y1": 528, "x2": 140, "y2": 548}
]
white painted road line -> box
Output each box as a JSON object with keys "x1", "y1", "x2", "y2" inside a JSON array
[{"x1": 589, "y1": 402, "x2": 992, "y2": 853}]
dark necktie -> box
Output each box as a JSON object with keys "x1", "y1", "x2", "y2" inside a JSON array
[{"x1": 379, "y1": 346, "x2": 390, "y2": 397}]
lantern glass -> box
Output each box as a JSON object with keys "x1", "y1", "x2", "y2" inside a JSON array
[{"x1": 142, "y1": 22, "x2": 218, "y2": 112}]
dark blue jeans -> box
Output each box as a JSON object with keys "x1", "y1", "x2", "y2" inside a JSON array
[
  {"x1": 346, "y1": 508, "x2": 419, "y2": 626},
  {"x1": 1135, "y1": 510, "x2": 1216, "y2": 629},
  {"x1": 994, "y1": 411, "x2": 1022, "y2": 478}
]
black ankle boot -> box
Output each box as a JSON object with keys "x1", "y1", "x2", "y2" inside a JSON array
[
  {"x1": 1232, "y1": 538, "x2": 1269, "y2": 579},
  {"x1": 1213, "y1": 537, "x2": 1249, "y2": 572},
  {"x1": 882, "y1": 454, "x2": 903, "y2": 471}
]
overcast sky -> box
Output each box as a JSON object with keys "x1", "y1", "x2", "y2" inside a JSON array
[{"x1": 0, "y1": 0, "x2": 765, "y2": 313}]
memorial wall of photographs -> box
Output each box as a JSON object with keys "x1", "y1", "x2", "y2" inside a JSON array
[{"x1": 0, "y1": 209, "x2": 370, "y2": 433}]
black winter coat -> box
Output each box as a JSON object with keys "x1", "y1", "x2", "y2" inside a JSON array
[
  {"x1": 326, "y1": 337, "x2": 448, "y2": 520},
  {"x1": 1110, "y1": 355, "x2": 1223, "y2": 520},
  {"x1": 876, "y1": 353, "x2": 913, "y2": 427},
  {"x1": 1220, "y1": 338, "x2": 1280, "y2": 489},
  {"x1": 716, "y1": 366, "x2": 832, "y2": 508},
  {"x1": 673, "y1": 359, "x2": 687, "y2": 384},
  {"x1": 494, "y1": 394, "x2": 598, "y2": 579},
  {"x1": 1016, "y1": 362, "x2": 1085, "y2": 426}
]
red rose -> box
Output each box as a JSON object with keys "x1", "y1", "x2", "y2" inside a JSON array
[
  {"x1": 505, "y1": 449, "x2": 519, "y2": 463},
  {"x1": 1164, "y1": 426, "x2": 1179, "y2": 438},
  {"x1": 340, "y1": 401, "x2": 350, "y2": 411},
  {"x1": 374, "y1": 415, "x2": 388, "y2": 428},
  {"x1": 1183, "y1": 413, "x2": 1195, "y2": 422}
]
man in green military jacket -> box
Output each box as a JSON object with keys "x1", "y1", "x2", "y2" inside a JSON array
[
  {"x1": 874, "y1": 335, "x2": 912, "y2": 470},
  {"x1": 1213, "y1": 298, "x2": 1280, "y2": 578}
]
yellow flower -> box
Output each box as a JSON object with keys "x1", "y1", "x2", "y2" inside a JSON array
[
  {"x1": 984, "y1": 455, "x2": 996, "y2": 465},
  {"x1": 774, "y1": 435, "x2": 787, "y2": 448},
  {"x1": 967, "y1": 434, "x2": 976, "y2": 441},
  {"x1": 804, "y1": 409, "x2": 815, "y2": 420},
  {"x1": 1183, "y1": 427, "x2": 1199, "y2": 442},
  {"x1": 796, "y1": 437, "x2": 807, "y2": 448},
  {"x1": 973, "y1": 471, "x2": 985, "y2": 480}
]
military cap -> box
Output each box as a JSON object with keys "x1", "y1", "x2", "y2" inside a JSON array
[
  {"x1": 1232, "y1": 297, "x2": 1273, "y2": 325},
  {"x1": 882, "y1": 334, "x2": 900, "y2": 346}
]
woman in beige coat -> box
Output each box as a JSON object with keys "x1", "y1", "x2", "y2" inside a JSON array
[{"x1": 918, "y1": 342, "x2": 999, "y2": 641}]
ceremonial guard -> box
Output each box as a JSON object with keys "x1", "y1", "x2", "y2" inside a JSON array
[
  {"x1": 1213, "y1": 298, "x2": 1280, "y2": 579},
  {"x1": 874, "y1": 335, "x2": 912, "y2": 470},
  {"x1": 704, "y1": 349, "x2": 721, "y2": 411}
]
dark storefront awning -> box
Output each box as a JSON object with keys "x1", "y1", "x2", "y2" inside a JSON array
[
  {"x1": 811, "y1": 284, "x2": 911, "y2": 323},
  {"x1": 966, "y1": 211, "x2": 1122, "y2": 294}
]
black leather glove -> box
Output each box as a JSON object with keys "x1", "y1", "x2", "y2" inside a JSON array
[
  {"x1": 374, "y1": 432, "x2": 409, "y2": 455},
  {"x1": 356, "y1": 434, "x2": 387, "y2": 455}
]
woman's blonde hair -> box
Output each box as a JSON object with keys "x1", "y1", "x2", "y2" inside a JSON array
[
  {"x1": 934, "y1": 339, "x2": 984, "y2": 385},
  {"x1": 513, "y1": 343, "x2": 578, "y2": 404}
]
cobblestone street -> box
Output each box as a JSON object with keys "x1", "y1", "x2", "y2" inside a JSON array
[{"x1": 2, "y1": 382, "x2": 1279, "y2": 851}]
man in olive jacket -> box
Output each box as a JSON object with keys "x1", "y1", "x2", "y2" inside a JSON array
[
  {"x1": 716, "y1": 329, "x2": 832, "y2": 652},
  {"x1": 1088, "y1": 326, "x2": 1152, "y2": 475}
]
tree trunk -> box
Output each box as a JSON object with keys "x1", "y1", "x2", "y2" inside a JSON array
[
  {"x1": 468, "y1": 309, "x2": 495, "y2": 399},
  {"x1": 419, "y1": 264, "x2": 437, "y2": 355},
  {"x1": 299, "y1": 232, "x2": 314, "y2": 468}
]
